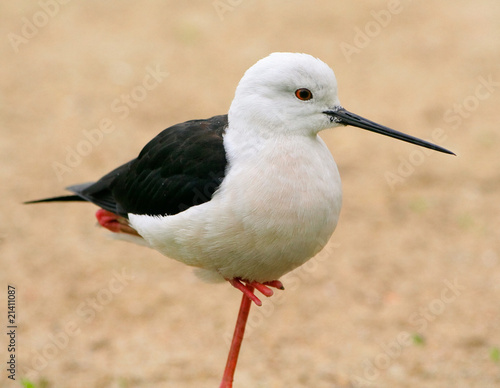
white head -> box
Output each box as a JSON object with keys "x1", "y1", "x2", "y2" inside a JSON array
[
  {"x1": 228, "y1": 52, "x2": 342, "y2": 137},
  {"x1": 227, "y1": 52, "x2": 454, "y2": 155}
]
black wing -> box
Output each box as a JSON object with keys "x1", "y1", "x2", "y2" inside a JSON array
[{"x1": 28, "y1": 115, "x2": 228, "y2": 217}]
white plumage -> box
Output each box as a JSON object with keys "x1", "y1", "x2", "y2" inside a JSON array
[{"x1": 129, "y1": 53, "x2": 343, "y2": 282}]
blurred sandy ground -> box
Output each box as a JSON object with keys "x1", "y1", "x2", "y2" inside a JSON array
[{"x1": 1, "y1": 1, "x2": 500, "y2": 387}]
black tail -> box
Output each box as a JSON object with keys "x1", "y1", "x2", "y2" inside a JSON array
[
  {"x1": 24, "y1": 182, "x2": 95, "y2": 205},
  {"x1": 24, "y1": 181, "x2": 123, "y2": 216},
  {"x1": 24, "y1": 195, "x2": 86, "y2": 205}
]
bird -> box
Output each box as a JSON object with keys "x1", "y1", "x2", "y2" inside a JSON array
[{"x1": 26, "y1": 52, "x2": 454, "y2": 387}]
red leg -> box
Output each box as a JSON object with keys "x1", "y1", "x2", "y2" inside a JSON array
[
  {"x1": 220, "y1": 278, "x2": 284, "y2": 387},
  {"x1": 229, "y1": 279, "x2": 263, "y2": 306},
  {"x1": 220, "y1": 286, "x2": 254, "y2": 388},
  {"x1": 229, "y1": 278, "x2": 285, "y2": 306},
  {"x1": 95, "y1": 209, "x2": 140, "y2": 236}
]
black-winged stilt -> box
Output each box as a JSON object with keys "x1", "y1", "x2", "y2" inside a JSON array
[{"x1": 26, "y1": 52, "x2": 454, "y2": 387}]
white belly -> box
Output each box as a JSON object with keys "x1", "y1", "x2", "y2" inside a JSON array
[{"x1": 129, "y1": 135, "x2": 342, "y2": 282}]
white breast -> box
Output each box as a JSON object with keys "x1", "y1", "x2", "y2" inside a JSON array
[{"x1": 129, "y1": 134, "x2": 342, "y2": 283}]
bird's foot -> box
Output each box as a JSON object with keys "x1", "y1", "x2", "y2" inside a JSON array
[
  {"x1": 95, "y1": 209, "x2": 140, "y2": 236},
  {"x1": 228, "y1": 278, "x2": 284, "y2": 306}
]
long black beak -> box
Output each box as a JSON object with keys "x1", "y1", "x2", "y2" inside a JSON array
[{"x1": 324, "y1": 107, "x2": 455, "y2": 155}]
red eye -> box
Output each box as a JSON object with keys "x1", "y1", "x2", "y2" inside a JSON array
[{"x1": 295, "y1": 88, "x2": 313, "y2": 101}]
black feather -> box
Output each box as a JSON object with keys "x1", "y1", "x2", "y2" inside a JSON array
[
  {"x1": 25, "y1": 115, "x2": 228, "y2": 218},
  {"x1": 24, "y1": 195, "x2": 85, "y2": 204}
]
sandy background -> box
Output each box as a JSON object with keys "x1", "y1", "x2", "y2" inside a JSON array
[{"x1": 1, "y1": 1, "x2": 500, "y2": 387}]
